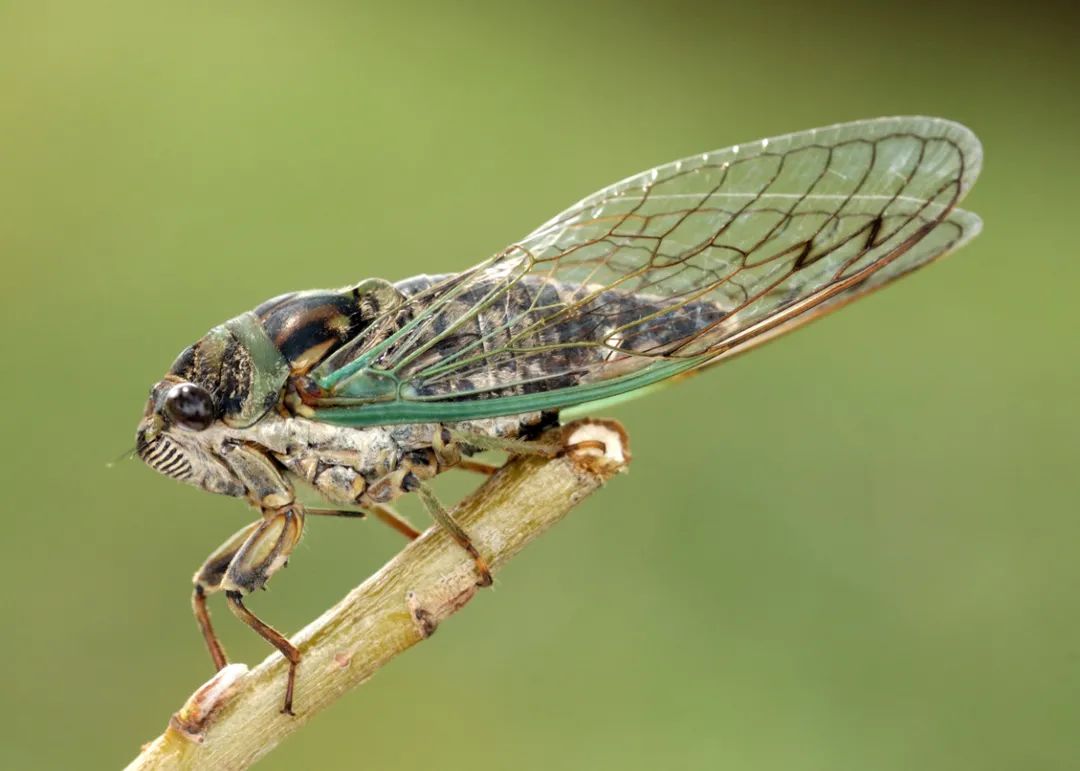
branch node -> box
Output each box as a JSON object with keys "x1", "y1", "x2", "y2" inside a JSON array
[
  {"x1": 406, "y1": 590, "x2": 439, "y2": 638},
  {"x1": 166, "y1": 663, "x2": 248, "y2": 744}
]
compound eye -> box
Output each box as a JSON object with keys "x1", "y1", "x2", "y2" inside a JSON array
[{"x1": 163, "y1": 383, "x2": 215, "y2": 431}]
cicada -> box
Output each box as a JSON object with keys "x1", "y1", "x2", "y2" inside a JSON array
[{"x1": 136, "y1": 116, "x2": 982, "y2": 713}]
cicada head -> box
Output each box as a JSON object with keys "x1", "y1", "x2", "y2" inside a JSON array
[
  {"x1": 134, "y1": 280, "x2": 403, "y2": 496},
  {"x1": 134, "y1": 312, "x2": 292, "y2": 497},
  {"x1": 135, "y1": 378, "x2": 244, "y2": 496}
]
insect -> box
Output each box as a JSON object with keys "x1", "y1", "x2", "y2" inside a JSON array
[{"x1": 136, "y1": 116, "x2": 981, "y2": 714}]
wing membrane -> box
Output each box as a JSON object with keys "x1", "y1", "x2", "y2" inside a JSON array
[{"x1": 310, "y1": 116, "x2": 982, "y2": 426}]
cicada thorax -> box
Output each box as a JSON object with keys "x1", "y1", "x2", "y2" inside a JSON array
[
  {"x1": 168, "y1": 279, "x2": 406, "y2": 428},
  {"x1": 254, "y1": 290, "x2": 371, "y2": 374}
]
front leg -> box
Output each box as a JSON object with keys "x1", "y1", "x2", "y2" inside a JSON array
[
  {"x1": 191, "y1": 506, "x2": 306, "y2": 714},
  {"x1": 192, "y1": 520, "x2": 263, "y2": 672},
  {"x1": 222, "y1": 506, "x2": 305, "y2": 714}
]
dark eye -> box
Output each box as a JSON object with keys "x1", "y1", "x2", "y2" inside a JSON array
[{"x1": 163, "y1": 383, "x2": 215, "y2": 431}]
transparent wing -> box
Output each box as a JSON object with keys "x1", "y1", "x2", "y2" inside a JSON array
[{"x1": 309, "y1": 116, "x2": 982, "y2": 425}]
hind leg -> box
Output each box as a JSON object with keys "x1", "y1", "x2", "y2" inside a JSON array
[{"x1": 413, "y1": 480, "x2": 493, "y2": 586}]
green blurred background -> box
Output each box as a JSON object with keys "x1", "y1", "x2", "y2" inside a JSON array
[{"x1": 2, "y1": 1, "x2": 1077, "y2": 768}]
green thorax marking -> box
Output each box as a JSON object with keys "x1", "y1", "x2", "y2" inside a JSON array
[{"x1": 222, "y1": 312, "x2": 292, "y2": 427}]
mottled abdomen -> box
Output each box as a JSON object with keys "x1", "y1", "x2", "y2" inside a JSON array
[{"x1": 384, "y1": 272, "x2": 727, "y2": 400}]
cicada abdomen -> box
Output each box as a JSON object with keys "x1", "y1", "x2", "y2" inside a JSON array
[{"x1": 382, "y1": 273, "x2": 728, "y2": 401}]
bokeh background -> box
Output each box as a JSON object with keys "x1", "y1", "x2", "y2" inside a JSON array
[{"x1": 2, "y1": 1, "x2": 1077, "y2": 769}]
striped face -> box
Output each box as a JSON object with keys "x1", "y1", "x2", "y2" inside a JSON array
[{"x1": 135, "y1": 377, "x2": 245, "y2": 496}]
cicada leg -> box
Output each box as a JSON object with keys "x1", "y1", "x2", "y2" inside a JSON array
[
  {"x1": 413, "y1": 480, "x2": 493, "y2": 587},
  {"x1": 225, "y1": 591, "x2": 300, "y2": 714},
  {"x1": 449, "y1": 422, "x2": 613, "y2": 459},
  {"x1": 436, "y1": 424, "x2": 558, "y2": 477},
  {"x1": 202, "y1": 506, "x2": 306, "y2": 715},
  {"x1": 403, "y1": 425, "x2": 571, "y2": 585},
  {"x1": 306, "y1": 504, "x2": 422, "y2": 541},
  {"x1": 366, "y1": 503, "x2": 422, "y2": 540},
  {"x1": 192, "y1": 520, "x2": 264, "y2": 672},
  {"x1": 454, "y1": 458, "x2": 501, "y2": 476},
  {"x1": 356, "y1": 463, "x2": 493, "y2": 585},
  {"x1": 444, "y1": 428, "x2": 562, "y2": 459}
]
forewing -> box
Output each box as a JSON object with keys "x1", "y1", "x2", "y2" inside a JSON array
[
  {"x1": 692, "y1": 206, "x2": 982, "y2": 366},
  {"x1": 312, "y1": 116, "x2": 981, "y2": 424}
]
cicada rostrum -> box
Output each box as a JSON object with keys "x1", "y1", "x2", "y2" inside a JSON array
[{"x1": 135, "y1": 116, "x2": 982, "y2": 714}]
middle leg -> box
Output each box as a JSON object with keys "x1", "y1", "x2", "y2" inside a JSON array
[{"x1": 306, "y1": 503, "x2": 422, "y2": 541}]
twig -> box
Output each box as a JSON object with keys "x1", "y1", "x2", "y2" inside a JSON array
[{"x1": 125, "y1": 419, "x2": 630, "y2": 771}]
